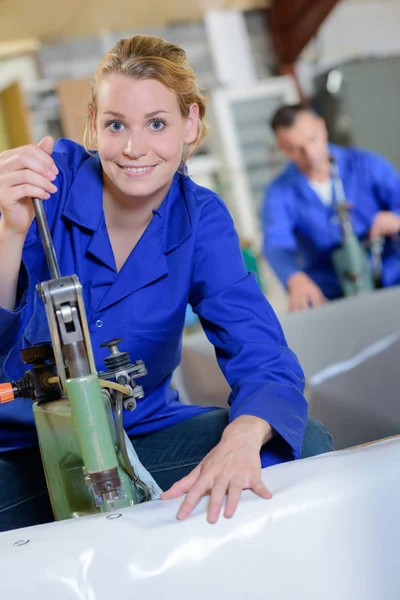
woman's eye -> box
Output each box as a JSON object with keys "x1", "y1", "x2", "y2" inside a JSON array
[
  {"x1": 149, "y1": 119, "x2": 166, "y2": 131},
  {"x1": 108, "y1": 121, "x2": 125, "y2": 132}
]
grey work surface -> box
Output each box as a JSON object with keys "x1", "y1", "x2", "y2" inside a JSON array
[{"x1": 173, "y1": 286, "x2": 400, "y2": 450}]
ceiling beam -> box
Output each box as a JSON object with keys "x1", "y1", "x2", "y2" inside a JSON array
[{"x1": 267, "y1": 0, "x2": 341, "y2": 68}]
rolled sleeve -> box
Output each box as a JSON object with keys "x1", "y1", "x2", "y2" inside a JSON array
[
  {"x1": 262, "y1": 182, "x2": 300, "y2": 286},
  {"x1": 366, "y1": 152, "x2": 400, "y2": 213},
  {"x1": 265, "y1": 247, "x2": 301, "y2": 288}
]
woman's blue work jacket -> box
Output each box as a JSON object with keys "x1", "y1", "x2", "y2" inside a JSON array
[{"x1": 0, "y1": 139, "x2": 307, "y2": 467}]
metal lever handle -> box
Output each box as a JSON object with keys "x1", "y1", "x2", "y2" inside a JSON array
[{"x1": 32, "y1": 197, "x2": 61, "y2": 280}]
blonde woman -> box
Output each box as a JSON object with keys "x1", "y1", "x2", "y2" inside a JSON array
[{"x1": 0, "y1": 35, "x2": 332, "y2": 532}]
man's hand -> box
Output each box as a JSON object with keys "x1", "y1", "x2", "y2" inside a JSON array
[
  {"x1": 287, "y1": 272, "x2": 326, "y2": 311},
  {"x1": 161, "y1": 416, "x2": 273, "y2": 523},
  {"x1": 369, "y1": 211, "x2": 400, "y2": 240}
]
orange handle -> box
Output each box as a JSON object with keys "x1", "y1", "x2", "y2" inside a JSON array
[{"x1": 0, "y1": 383, "x2": 15, "y2": 404}]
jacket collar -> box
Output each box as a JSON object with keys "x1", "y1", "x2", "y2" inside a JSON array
[
  {"x1": 61, "y1": 157, "x2": 193, "y2": 312},
  {"x1": 283, "y1": 143, "x2": 350, "y2": 208},
  {"x1": 62, "y1": 156, "x2": 192, "y2": 253},
  {"x1": 284, "y1": 143, "x2": 347, "y2": 184},
  {"x1": 160, "y1": 172, "x2": 192, "y2": 253},
  {"x1": 62, "y1": 154, "x2": 104, "y2": 231}
]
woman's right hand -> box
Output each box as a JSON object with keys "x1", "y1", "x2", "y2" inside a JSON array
[{"x1": 0, "y1": 136, "x2": 58, "y2": 236}]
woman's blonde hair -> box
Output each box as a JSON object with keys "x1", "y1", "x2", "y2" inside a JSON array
[{"x1": 84, "y1": 35, "x2": 208, "y2": 163}]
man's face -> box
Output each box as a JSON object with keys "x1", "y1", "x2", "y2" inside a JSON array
[{"x1": 275, "y1": 112, "x2": 329, "y2": 177}]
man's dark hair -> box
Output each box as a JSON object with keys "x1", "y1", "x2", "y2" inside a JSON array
[{"x1": 270, "y1": 104, "x2": 317, "y2": 132}]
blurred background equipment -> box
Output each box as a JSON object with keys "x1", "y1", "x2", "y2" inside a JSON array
[
  {"x1": 315, "y1": 56, "x2": 400, "y2": 171},
  {"x1": 0, "y1": 81, "x2": 31, "y2": 152},
  {"x1": 329, "y1": 156, "x2": 378, "y2": 297}
]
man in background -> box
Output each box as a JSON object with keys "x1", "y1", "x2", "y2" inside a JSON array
[{"x1": 262, "y1": 104, "x2": 400, "y2": 311}]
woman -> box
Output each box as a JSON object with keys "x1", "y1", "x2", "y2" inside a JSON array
[{"x1": 0, "y1": 35, "x2": 332, "y2": 532}]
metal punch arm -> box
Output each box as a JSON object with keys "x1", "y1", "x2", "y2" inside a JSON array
[
  {"x1": 32, "y1": 198, "x2": 129, "y2": 510},
  {"x1": 1, "y1": 198, "x2": 150, "y2": 515}
]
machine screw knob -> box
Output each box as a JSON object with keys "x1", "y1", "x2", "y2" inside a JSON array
[
  {"x1": 100, "y1": 338, "x2": 123, "y2": 355},
  {"x1": 20, "y1": 344, "x2": 54, "y2": 365}
]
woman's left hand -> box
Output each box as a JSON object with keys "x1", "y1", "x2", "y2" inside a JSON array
[{"x1": 161, "y1": 416, "x2": 274, "y2": 523}]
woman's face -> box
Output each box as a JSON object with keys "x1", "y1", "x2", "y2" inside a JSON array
[{"x1": 93, "y1": 75, "x2": 199, "y2": 205}]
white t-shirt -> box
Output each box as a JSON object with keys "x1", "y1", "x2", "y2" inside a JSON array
[{"x1": 308, "y1": 178, "x2": 332, "y2": 206}]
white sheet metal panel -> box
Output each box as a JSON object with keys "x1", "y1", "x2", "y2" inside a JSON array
[
  {"x1": 0, "y1": 437, "x2": 399, "y2": 599},
  {"x1": 174, "y1": 286, "x2": 400, "y2": 449},
  {"x1": 279, "y1": 286, "x2": 400, "y2": 449}
]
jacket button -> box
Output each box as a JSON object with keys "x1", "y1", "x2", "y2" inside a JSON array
[{"x1": 95, "y1": 320, "x2": 103, "y2": 328}]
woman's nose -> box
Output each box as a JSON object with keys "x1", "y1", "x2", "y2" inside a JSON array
[{"x1": 123, "y1": 132, "x2": 147, "y2": 159}]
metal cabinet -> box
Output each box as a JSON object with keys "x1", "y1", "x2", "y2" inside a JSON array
[{"x1": 211, "y1": 76, "x2": 298, "y2": 245}]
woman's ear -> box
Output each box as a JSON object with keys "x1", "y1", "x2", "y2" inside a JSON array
[
  {"x1": 184, "y1": 103, "x2": 200, "y2": 145},
  {"x1": 89, "y1": 104, "x2": 97, "y2": 143}
]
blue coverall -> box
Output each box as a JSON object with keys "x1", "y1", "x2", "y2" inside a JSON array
[{"x1": 262, "y1": 144, "x2": 400, "y2": 299}]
